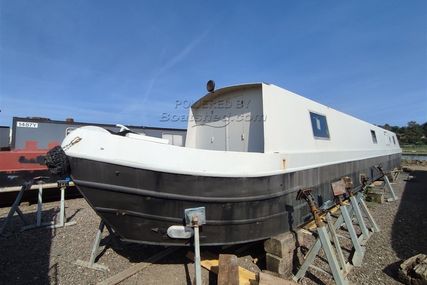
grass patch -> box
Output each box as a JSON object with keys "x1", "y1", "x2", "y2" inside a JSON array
[{"x1": 402, "y1": 145, "x2": 427, "y2": 155}]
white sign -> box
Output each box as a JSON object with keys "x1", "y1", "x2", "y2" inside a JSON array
[{"x1": 17, "y1": 121, "x2": 39, "y2": 128}]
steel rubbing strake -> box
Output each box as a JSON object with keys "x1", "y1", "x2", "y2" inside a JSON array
[
  {"x1": 73, "y1": 179, "x2": 301, "y2": 202},
  {"x1": 94, "y1": 206, "x2": 288, "y2": 225}
]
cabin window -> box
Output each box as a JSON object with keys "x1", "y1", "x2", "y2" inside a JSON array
[
  {"x1": 392, "y1": 136, "x2": 396, "y2": 145},
  {"x1": 309, "y1": 112, "x2": 330, "y2": 139},
  {"x1": 370, "y1": 130, "x2": 377, "y2": 144},
  {"x1": 384, "y1": 131, "x2": 390, "y2": 146}
]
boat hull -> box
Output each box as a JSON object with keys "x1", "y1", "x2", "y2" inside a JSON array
[{"x1": 69, "y1": 153, "x2": 400, "y2": 246}]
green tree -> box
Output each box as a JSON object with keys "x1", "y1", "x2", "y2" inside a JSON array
[
  {"x1": 422, "y1": 122, "x2": 427, "y2": 143},
  {"x1": 378, "y1": 121, "x2": 426, "y2": 145},
  {"x1": 403, "y1": 121, "x2": 423, "y2": 145},
  {"x1": 390, "y1": 125, "x2": 400, "y2": 133}
]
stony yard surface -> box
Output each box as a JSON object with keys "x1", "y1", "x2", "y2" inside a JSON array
[
  {"x1": 347, "y1": 165, "x2": 427, "y2": 285},
  {"x1": 0, "y1": 165, "x2": 425, "y2": 285}
]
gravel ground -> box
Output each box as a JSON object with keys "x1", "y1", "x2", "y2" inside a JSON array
[
  {"x1": 347, "y1": 165, "x2": 427, "y2": 285},
  {"x1": 0, "y1": 165, "x2": 425, "y2": 285},
  {"x1": 297, "y1": 165, "x2": 427, "y2": 285}
]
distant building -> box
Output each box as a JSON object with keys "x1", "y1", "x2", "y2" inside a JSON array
[{"x1": 11, "y1": 117, "x2": 186, "y2": 150}]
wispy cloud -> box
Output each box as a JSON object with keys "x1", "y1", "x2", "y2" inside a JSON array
[
  {"x1": 116, "y1": 28, "x2": 212, "y2": 123},
  {"x1": 141, "y1": 28, "x2": 211, "y2": 103},
  {"x1": 159, "y1": 29, "x2": 211, "y2": 75}
]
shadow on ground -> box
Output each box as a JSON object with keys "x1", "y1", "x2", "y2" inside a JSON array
[
  {"x1": 97, "y1": 236, "x2": 266, "y2": 284},
  {"x1": 0, "y1": 209, "x2": 56, "y2": 285},
  {"x1": 384, "y1": 169, "x2": 427, "y2": 279}
]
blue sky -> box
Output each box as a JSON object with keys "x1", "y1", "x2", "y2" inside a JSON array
[{"x1": 0, "y1": 0, "x2": 426, "y2": 129}]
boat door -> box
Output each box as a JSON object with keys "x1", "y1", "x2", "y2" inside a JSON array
[
  {"x1": 193, "y1": 102, "x2": 227, "y2": 151},
  {"x1": 226, "y1": 96, "x2": 248, "y2": 152}
]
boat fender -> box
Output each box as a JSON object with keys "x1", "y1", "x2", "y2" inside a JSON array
[
  {"x1": 167, "y1": 225, "x2": 194, "y2": 239},
  {"x1": 45, "y1": 146, "x2": 70, "y2": 177}
]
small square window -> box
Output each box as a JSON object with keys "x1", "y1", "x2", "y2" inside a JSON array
[
  {"x1": 309, "y1": 112, "x2": 330, "y2": 139},
  {"x1": 371, "y1": 130, "x2": 377, "y2": 144}
]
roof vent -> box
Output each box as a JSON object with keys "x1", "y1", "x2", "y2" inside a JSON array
[{"x1": 206, "y1": 80, "x2": 215, "y2": 93}]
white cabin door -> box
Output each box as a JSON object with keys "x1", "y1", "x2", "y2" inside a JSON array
[
  {"x1": 226, "y1": 96, "x2": 247, "y2": 152},
  {"x1": 194, "y1": 103, "x2": 227, "y2": 151}
]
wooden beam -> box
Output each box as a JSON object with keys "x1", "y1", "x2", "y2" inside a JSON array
[
  {"x1": 218, "y1": 254, "x2": 239, "y2": 285},
  {"x1": 302, "y1": 204, "x2": 342, "y2": 230},
  {"x1": 186, "y1": 251, "x2": 257, "y2": 285}
]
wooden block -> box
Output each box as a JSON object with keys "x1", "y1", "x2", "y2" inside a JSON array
[
  {"x1": 398, "y1": 254, "x2": 427, "y2": 284},
  {"x1": 366, "y1": 192, "x2": 384, "y2": 204},
  {"x1": 331, "y1": 179, "x2": 347, "y2": 196},
  {"x1": 186, "y1": 251, "x2": 257, "y2": 285},
  {"x1": 218, "y1": 254, "x2": 239, "y2": 285},
  {"x1": 259, "y1": 272, "x2": 298, "y2": 285},
  {"x1": 266, "y1": 253, "x2": 293, "y2": 278},
  {"x1": 238, "y1": 264, "x2": 258, "y2": 285},
  {"x1": 264, "y1": 232, "x2": 295, "y2": 258},
  {"x1": 302, "y1": 205, "x2": 341, "y2": 231}
]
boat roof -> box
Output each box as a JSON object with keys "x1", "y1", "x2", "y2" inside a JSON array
[{"x1": 191, "y1": 82, "x2": 264, "y2": 109}]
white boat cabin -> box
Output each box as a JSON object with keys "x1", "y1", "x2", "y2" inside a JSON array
[
  {"x1": 61, "y1": 82, "x2": 401, "y2": 178},
  {"x1": 185, "y1": 83, "x2": 401, "y2": 155}
]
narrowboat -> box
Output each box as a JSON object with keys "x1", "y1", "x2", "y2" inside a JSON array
[{"x1": 46, "y1": 83, "x2": 401, "y2": 246}]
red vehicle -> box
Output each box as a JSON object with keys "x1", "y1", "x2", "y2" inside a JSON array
[{"x1": 0, "y1": 141, "x2": 59, "y2": 187}]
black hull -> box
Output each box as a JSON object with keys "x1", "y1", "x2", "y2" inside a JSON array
[{"x1": 69, "y1": 154, "x2": 400, "y2": 246}]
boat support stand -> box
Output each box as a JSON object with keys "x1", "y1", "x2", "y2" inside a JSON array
[
  {"x1": 184, "y1": 207, "x2": 206, "y2": 285},
  {"x1": 75, "y1": 219, "x2": 116, "y2": 272},
  {"x1": 293, "y1": 189, "x2": 349, "y2": 285},
  {"x1": 335, "y1": 195, "x2": 380, "y2": 267},
  {"x1": 165, "y1": 207, "x2": 206, "y2": 284},
  {"x1": 337, "y1": 177, "x2": 380, "y2": 266},
  {"x1": 293, "y1": 179, "x2": 380, "y2": 283},
  {"x1": 0, "y1": 178, "x2": 76, "y2": 236},
  {"x1": 377, "y1": 166, "x2": 399, "y2": 202},
  {"x1": 333, "y1": 201, "x2": 365, "y2": 267}
]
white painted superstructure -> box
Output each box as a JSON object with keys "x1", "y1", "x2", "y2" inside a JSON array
[
  {"x1": 185, "y1": 83, "x2": 401, "y2": 172},
  {"x1": 62, "y1": 83, "x2": 401, "y2": 178}
]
